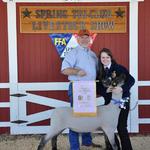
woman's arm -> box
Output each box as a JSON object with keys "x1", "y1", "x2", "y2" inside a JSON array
[{"x1": 119, "y1": 65, "x2": 135, "y2": 93}]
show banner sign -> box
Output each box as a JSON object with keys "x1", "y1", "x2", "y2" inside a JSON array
[{"x1": 20, "y1": 6, "x2": 127, "y2": 33}]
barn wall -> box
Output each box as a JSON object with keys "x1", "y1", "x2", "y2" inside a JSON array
[
  {"x1": 17, "y1": 2, "x2": 129, "y2": 83},
  {"x1": 15, "y1": 2, "x2": 130, "y2": 128},
  {"x1": 138, "y1": 0, "x2": 150, "y2": 133},
  {"x1": 0, "y1": 0, "x2": 10, "y2": 134}
]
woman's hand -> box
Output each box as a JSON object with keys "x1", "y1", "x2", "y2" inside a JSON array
[
  {"x1": 106, "y1": 86, "x2": 113, "y2": 93},
  {"x1": 112, "y1": 86, "x2": 123, "y2": 94}
]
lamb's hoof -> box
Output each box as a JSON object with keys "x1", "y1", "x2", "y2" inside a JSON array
[
  {"x1": 52, "y1": 147, "x2": 57, "y2": 150},
  {"x1": 91, "y1": 142, "x2": 102, "y2": 148},
  {"x1": 104, "y1": 146, "x2": 113, "y2": 150},
  {"x1": 37, "y1": 145, "x2": 44, "y2": 150}
]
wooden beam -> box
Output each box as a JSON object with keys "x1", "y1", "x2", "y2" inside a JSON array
[{"x1": 2, "y1": 0, "x2": 144, "y2": 3}]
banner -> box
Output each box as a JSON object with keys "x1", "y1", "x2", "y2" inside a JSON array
[
  {"x1": 49, "y1": 33, "x2": 97, "y2": 58},
  {"x1": 73, "y1": 81, "x2": 97, "y2": 117},
  {"x1": 20, "y1": 6, "x2": 127, "y2": 33}
]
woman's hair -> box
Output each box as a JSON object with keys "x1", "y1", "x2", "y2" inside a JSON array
[{"x1": 98, "y1": 48, "x2": 117, "y2": 81}]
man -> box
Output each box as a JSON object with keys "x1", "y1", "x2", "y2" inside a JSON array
[{"x1": 61, "y1": 29, "x2": 98, "y2": 150}]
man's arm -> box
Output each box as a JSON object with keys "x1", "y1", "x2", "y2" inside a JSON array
[{"x1": 62, "y1": 68, "x2": 86, "y2": 76}]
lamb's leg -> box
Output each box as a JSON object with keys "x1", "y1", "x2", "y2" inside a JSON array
[
  {"x1": 37, "y1": 136, "x2": 47, "y2": 150},
  {"x1": 103, "y1": 129, "x2": 118, "y2": 150},
  {"x1": 51, "y1": 135, "x2": 57, "y2": 150},
  {"x1": 104, "y1": 133, "x2": 113, "y2": 150},
  {"x1": 37, "y1": 127, "x2": 64, "y2": 150},
  {"x1": 114, "y1": 134, "x2": 121, "y2": 150},
  {"x1": 104, "y1": 133, "x2": 120, "y2": 150}
]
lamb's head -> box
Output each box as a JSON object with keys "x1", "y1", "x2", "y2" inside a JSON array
[
  {"x1": 102, "y1": 71, "x2": 128, "y2": 109},
  {"x1": 102, "y1": 71, "x2": 126, "y2": 88}
]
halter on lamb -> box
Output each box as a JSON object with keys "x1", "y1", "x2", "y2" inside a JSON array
[{"x1": 37, "y1": 72, "x2": 126, "y2": 150}]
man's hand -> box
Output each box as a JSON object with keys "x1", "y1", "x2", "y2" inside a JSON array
[
  {"x1": 77, "y1": 70, "x2": 86, "y2": 76},
  {"x1": 62, "y1": 68, "x2": 86, "y2": 76}
]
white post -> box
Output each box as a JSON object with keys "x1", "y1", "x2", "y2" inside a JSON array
[
  {"x1": 7, "y1": 1, "x2": 19, "y2": 134},
  {"x1": 129, "y1": 0, "x2": 139, "y2": 132}
]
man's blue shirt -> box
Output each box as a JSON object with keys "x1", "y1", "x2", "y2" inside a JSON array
[{"x1": 61, "y1": 45, "x2": 98, "y2": 81}]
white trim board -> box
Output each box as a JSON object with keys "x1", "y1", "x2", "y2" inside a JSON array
[
  {"x1": 0, "y1": 102, "x2": 10, "y2": 107},
  {"x1": 138, "y1": 100, "x2": 150, "y2": 105},
  {"x1": 138, "y1": 81, "x2": 150, "y2": 86},
  {"x1": 139, "y1": 119, "x2": 150, "y2": 124},
  {"x1": 2, "y1": 0, "x2": 144, "y2": 3},
  {"x1": 0, "y1": 83, "x2": 10, "y2": 88},
  {"x1": 0, "y1": 122, "x2": 11, "y2": 127}
]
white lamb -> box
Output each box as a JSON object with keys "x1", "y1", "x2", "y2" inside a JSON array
[{"x1": 37, "y1": 74, "x2": 126, "y2": 150}]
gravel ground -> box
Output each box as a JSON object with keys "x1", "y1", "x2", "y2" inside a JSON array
[{"x1": 0, "y1": 134, "x2": 150, "y2": 150}]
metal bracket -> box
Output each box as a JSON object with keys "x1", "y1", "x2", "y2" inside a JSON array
[
  {"x1": 10, "y1": 93, "x2": 27, "y2": 97},
  {"x1": 11, "y1": 120, "x2": 28, "y2": 124}
]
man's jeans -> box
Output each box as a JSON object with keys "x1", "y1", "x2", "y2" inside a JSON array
[{"x1": 68, "y1": 83, "x2": 92, "y2": 150}]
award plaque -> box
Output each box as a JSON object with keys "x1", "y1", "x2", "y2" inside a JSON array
[{"x1": 73, "y1": 81, "x2": 97, "y2": 117}]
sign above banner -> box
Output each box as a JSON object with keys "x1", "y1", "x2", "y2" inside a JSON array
[{"x1": 20, "y1": 6, "x2": 127, "y2": 33}]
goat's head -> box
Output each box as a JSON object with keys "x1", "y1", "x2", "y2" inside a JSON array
[{"x1": 102, "y1": 71, "x2": 126, "y2": 88}]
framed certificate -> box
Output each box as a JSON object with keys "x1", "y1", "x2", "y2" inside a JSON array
[{"x1": 73, "y1": 81, "x2": 97, "y2": 117}]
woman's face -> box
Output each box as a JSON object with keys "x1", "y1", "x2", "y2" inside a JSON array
[{"x1": 100, "y1": 52, "x2": 111, "y2": 67}]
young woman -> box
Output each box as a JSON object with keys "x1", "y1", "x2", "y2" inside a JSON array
[{"x1": 97, "y1": 48, "x2": 135, "y2": 150}]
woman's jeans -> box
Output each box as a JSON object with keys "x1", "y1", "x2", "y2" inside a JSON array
[{"x1": 68, "y1": 83, "x2": 92, "y2": 150}]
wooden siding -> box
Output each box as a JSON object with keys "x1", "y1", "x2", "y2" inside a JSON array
[
  {"x1": 139, "y1": 124, "x2": 150, "y2": 134},
  {"x1": 0, "y1": 89, "x2": 10, "y2": 102},
  {"x1": 139, "y1": 0, "x2": 150, "y2": 80},
  {"x1": 139, "y1": 86, "x2": 150, "y2": 100},
  {"x1": 0, "y1": 127, "x2": 10, "y2": 134},
  {"x1": 138, "y1": 0, "x2": 150, "y2": 133},
  {"x1": 0, "y1": 1, "x2": 9, "y2": 82},
  {"x1": 0, "y1": 108, "x2": 10, "y2": 121},
  {"x1": 0, "y1": 0, "x2": 9, "y2": 134}
]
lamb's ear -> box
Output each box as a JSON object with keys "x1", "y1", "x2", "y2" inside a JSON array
[
  {"x1": 111, "y1": 71, "x2": 116, "y2": 78},
  {"x1": 120, "y1": 74, "x2": 126, "y2": 80}
]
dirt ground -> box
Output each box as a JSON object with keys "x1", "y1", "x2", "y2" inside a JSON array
[{"x1": 0, "y1": 134, "x2": 150, "y2": 150}]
